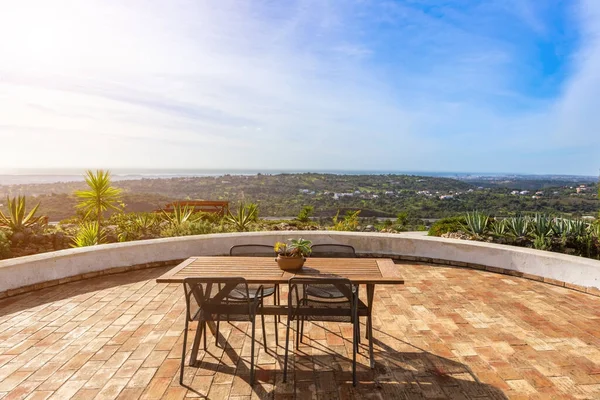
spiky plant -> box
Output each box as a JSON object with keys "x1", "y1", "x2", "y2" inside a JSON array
[
  {"x1": 75, "y1": 170, "x2": 123, "y2": 228},
  {"x1": 225, "y1": 202, "x2": 258, "y2": 232},
  {"x1": 507, "y1": 216, "x2": 529, "y2": 238},
  {"x1": 491, "y1": 218, "x2": 507, "y2": 236},
  {"x1": 567, "y1": 219, "x2": 588, "y2": 237},
  {"x1": 0, "y1": 195, "x2": 45, "y2": 232},
  {"x1": 463, "y1": 211, "x2": 489, "y2": 237},
  {"x1": 552, "y1": 218, "x2": 568, "y2": 237},
  {"x1": 161, "y1": 204, "x2": 198, "y2": 227},
  {"x1": 531, "y1": 214, "x2": 553, "y2": 238},
  {"x1": 72, "y1": 222, "x2": 106, "y2": 247}
]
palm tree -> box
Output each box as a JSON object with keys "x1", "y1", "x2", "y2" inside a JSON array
[{"x1": 75, "y1": 170, "x2": 123, "y2": 235}]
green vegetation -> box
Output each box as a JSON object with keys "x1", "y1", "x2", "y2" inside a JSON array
[
  {"x1": 75, "y1": 170, "x2": 123, "y2": 225},
  {"x1": 0, "y1": 230, "x2": 11, "y2": 259},
  {"x1": 74, "y1": 170, "x2": 123, "y2": 244},
  {"x1": 0, "y1": 172, "x2": 596, "y2": 261},
  {"x1": 0, "y1": 195, "x2": 44, "y2": 233},
  {"x1": 1, "y1": 173, "x2": 597, "y2": 222},
  {"x1": 332, "y1": 210, "x2": 361, "y2": 231},
  {"x1": 428, "y1": 216, "x2": 466, "y2": 237},
  {"x1": 225, "y1": 202, "x2": 258, "y2": 232},
  {"x1": 274, "y1": 238, "x2": 313, "y2": 257},
  {"x1": 430, "y1": 212, "x2": 599, "y2": 259},
  {"x1": 464, "y1": 211, "x2": 489, "y2": 237},
  {"x1": 72, "y1": 222, "x2": 105, "y2": 247},
  {"x1": 160, "y1": 203, "x2": 199, "y2": 227},
  {"x1": 297, "y1": 205, "x2": 314, "y2": 222}
]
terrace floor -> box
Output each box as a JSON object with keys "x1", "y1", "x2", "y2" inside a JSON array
[{"x1": 1, "y1": 262, "x2": 599, "y2": 400}]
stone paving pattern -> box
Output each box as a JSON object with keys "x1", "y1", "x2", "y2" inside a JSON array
[{"x1": 0, "y1": 261, "x2": 599, "y2": 399}]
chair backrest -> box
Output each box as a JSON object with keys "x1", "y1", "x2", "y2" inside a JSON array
[
  {"x1": 288, "y1": 277, "x2": 356, "y2": 322},
  {"x1": 183, "y1": 277, "x2": 251, "y2": 321},
  {"x1": 230, "y1": 244, "x2": 275, "y2": 257},
  {"x1": 310, "y1": 244, "x2": 356, "y2": 258}
]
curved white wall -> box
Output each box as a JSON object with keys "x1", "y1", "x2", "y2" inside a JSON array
[{"x1": 1, "y1": 231, "x2": 599, "y2": 295}]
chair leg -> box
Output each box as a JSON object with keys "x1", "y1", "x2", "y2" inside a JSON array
[
  {"x1": 189, "y1": 320, "x2": 203, "y2": 367},
  {"x1": 273, "y1": 302, "x2": 279, "y2": 347},
  {"x1": 216, "y1": 320, "x2": 220, "y2": 347},
  {"x1": 203, "y1": 321, "x2": 207, "y2": 351},
  {"x1": 295, "y1": 317, "x2": 300, "y2": 350},
  {"x1": 283, "y1": 313, "x2": 292, "y2": 382},
  {"x1": 352, "y1": 320, "x2": 357, "y2": 386},
  {"x1": 179, "y1": 319, "x2": 189, "y2": 385},
  {"x1": 250, "y1": 318, "x2": 256, "y2": 385},
  {"x1": 260, "y1": 299, "x2": 268, "y2": 351},
  {"x1": 276, "y1": 284, "x2": 281, "y2": 323}
]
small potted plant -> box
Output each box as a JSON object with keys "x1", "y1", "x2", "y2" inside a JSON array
[{"x1": 274, "y1": 238, "x2": 312, "y2": 271}]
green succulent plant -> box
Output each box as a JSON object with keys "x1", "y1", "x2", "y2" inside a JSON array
[
  {"x1": 0, "y1": 195, "x2": 45, "y2": 233},
  {"x1": 72, "y1": 221, "x2": 106, "y2": 247},
  {"x1": 463, "y1": 211, "x2": 489, "y2": 236},
  {"x1": 225, "y1": 202, "x2": 258, "y2": 232},
  {"x1": 161, "y1": 204, "x2": 198, "y2": 227}
]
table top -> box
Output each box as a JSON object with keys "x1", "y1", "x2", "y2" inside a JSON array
[{"x1": 156, "y1": 256, "x2": 404, "y2": 285}]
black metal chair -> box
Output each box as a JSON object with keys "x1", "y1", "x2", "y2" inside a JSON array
[
  {"x1": 283, "y1": 277, "x2": 359, "y2": 386},
  {"x1": 310, "y1": 244, "x2": 357, "y2": 258},
  {"x1": 307, "y1": 244, "x2": 357, "y2": 298},
  {"x1": 227, "y1": 245, "x2": 280, "y2": 344},
  {"x1": 303, "y1": 244, "x2": 362, "y2": 343},
  {"x1": 180, "y1": 277, "x2": 263, "y2": 385}
]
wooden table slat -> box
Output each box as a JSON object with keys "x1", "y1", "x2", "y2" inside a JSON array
[{"x1": 157, "y1": 256, "x2": 404, "y2": 285}]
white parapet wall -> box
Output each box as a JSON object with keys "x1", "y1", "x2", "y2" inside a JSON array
[{"x1": 1, "y1": 231, "x2": 599, "y2": 295}]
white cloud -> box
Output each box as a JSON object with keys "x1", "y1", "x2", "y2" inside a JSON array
[{"x1": 0, "y1": 0, "x2": 597, "y2": 174}]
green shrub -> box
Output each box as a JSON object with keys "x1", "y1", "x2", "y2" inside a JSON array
[
  {"x1": 297, "y1": 206, "x2": 314, "y2": 223},
  {"x1": 72, "y1": 222, "x2": 105, "y2": 247},
  {"x1": 428, "y1": 216, "x2": 466, "y2": 236},
  {"x1": 113, "y1": 212, "x2": 161, "y2": 242},
  {"x1": 161, "y1": 220, "x2": 215, "y2": 237},
  {"x1": 332, "y1": 210, "x2": 360, "y2": 231},
  {"x1": 0, "y1": 230, "x2": 11, "y2": 259}
]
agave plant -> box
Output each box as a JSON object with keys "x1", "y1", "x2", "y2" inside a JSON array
[
  {"x1": 507, "y1": 216, "x2": 529, "y2": 238},
  {"x1": 72, "y1": 221, "x2": 106, "y2": 247},
  {"x1": 0, "y1": 195, "x2": 45, "y2": 232},
  {"x1": 589, "y1": 223, "x2": 600, "y2": 239},
  {"x1": 118, "y1": 213, "x2": 160, "y2": 242},
  {"x1": 531, "y1": 214, "x2": 553, "y2": 238},
  {"x1": 552, "y1": 218, "x2": 569, "y2": 237},
  {"x1": 490, "y1": 218, "x2": 507, "y2": 236},
  {"x1": 463, "y1": 211, "x2": 489, "y2": 236},
  {"x1": 567, "y1": 219, "x2": 588, "y2": 237},
  {"x1": 161, "y1": 204, "x2": 198, "y2": 227},
  {"x1": 225, "y1": 202, "x2": 258, "y2": 232}
]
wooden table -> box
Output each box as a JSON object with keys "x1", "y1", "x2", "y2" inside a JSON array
[{"x1": 157, "y1": 256, "x2": 404, "y2": 367}]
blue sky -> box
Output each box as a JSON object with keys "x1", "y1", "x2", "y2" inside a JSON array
[{"x1": 0, "y1": 0, "x2": 598, "y2": 175}]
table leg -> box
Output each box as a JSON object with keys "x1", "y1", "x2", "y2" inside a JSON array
[{"x1": 366, "y1": 284, "x2": 375, "y2": 368}]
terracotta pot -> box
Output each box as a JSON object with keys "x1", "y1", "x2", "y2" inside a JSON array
[{"x1": 276, "y1": 255, "x2": 305, "y2": 271}]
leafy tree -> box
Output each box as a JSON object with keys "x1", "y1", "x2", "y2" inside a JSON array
[
  {"x1": 74, "y1": 170, "x2": 123, "y2": 243},
  {"x1": 75, "y1": 170, "x2": 123, "y2": 227}
]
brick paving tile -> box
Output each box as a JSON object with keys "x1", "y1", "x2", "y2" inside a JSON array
[{"x1": 1, "y1": 263, "x2": 600, "y2": 399}]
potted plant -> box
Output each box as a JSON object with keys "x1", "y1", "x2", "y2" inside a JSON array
[{"x1": 274, "y1": 238, "x2": 312, "y2": 271}]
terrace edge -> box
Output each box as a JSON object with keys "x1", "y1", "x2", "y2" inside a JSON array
[{"x1": 1, "y1": 231, "x2": 599, "y2": 299}]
